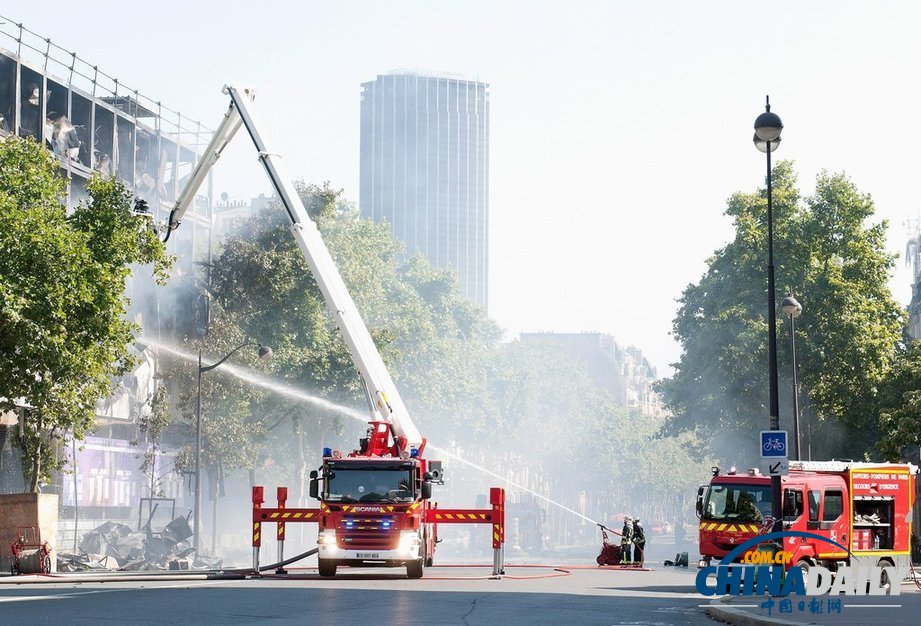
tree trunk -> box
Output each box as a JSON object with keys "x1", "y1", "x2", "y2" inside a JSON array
[
  {"x1": 29, "y1": 440, "x2": 41, "y2": 493},
  {"x1": 211, "y1": 481, "x2": 219, "y2": 557}
]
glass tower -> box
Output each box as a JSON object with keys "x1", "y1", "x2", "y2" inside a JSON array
[{"x1": 360, "y1": 71, "x2": 489, "y2": 309}]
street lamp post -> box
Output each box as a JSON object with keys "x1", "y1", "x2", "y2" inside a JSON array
[
  {"x1": 753, "y1": 95, "x2": 784, "y2": 527},
  {"x1": 781, "y1": 295, "x2": 803, "y2": 461},
  {"x1": 194, "y1": 342, "x2": 273, "y2": 553}
]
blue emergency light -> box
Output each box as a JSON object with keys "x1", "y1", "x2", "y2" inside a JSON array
[
  {"x1": 323, "y1": 447, "x2": 332, "y2": 457},
  {"x1": 410, "y1": 447, "x2": 419, "y2": 458}
]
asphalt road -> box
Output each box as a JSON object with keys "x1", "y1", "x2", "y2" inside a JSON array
[
  {"x1": 0, "y1": 565, "x2": 714, "y2": 625},
  {"x1": 712, "y1": 582, "x2": 921, "y2": 626}
]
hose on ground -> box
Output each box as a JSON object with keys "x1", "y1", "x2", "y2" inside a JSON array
[{"x1": 257, "y1": 548, "x2": 318, "y2": 572}]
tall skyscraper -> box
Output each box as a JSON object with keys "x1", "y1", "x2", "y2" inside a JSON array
[{"x1": 360, "y1": 71, "x2": 489, "y2": 309}]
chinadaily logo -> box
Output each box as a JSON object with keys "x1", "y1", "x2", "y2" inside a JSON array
[{"x1": 696, "y1": 531, "x2": 908, "y2": 616}]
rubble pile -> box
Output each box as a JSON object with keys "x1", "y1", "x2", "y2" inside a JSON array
[{"x1": 56, "y1": 517, "x2": 222, "y2": 572}]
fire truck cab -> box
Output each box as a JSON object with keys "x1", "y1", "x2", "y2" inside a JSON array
[
  {"x1": 697, "y1": 461, "x2": 917, "y2": 578},
  {"x1": 311, "y1": 448, "x2": 441, "y2": 578}
]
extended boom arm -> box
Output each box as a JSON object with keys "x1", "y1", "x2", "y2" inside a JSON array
[{"x1": 165, "y1": 85, "x2": 423, "y2": 450}]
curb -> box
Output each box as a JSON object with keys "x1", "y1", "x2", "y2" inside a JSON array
[
  {"x1": 0, "y1": 572, "x2": 244, "y2": 585},
  {"x1": 706, "y1": 604, "x2": 804, "y2": 626}
]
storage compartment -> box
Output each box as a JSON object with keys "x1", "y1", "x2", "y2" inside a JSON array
[{"x1": 852, "y1": 497, "x2": 893, "y2": 551}]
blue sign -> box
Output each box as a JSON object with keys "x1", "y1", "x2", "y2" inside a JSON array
[{"x1": 760, "y1": 430, "x2": 788, "y2": 458}]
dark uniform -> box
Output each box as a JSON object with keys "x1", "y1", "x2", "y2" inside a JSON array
[
  {"x1": 632, "y1": 519, "x2": 646, "y2": 566},
  {"x1": 620, "y1": 517, "x2": 634, "y2": 564}
]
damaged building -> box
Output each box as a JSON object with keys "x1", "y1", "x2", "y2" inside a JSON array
[{"x1": 0, "y1": 19, "x2": 214, "y2": 551}]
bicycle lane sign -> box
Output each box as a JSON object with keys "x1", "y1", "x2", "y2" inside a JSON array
[{"x1": 760, "y1": 431, "x2": 788, "y2": 458}]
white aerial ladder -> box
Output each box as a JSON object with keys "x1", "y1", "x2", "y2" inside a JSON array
[{"x1": 163, "y1": 85, "x2": 423, "y2": 450}]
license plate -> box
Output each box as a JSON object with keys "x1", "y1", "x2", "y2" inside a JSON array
[{"x1": 356, "y1": 552, "x2": 379, "y2": 559}]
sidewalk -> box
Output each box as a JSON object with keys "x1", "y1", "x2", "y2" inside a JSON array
[{"x1": 706, "y1": 584, "x2": 921, "y2": 626}]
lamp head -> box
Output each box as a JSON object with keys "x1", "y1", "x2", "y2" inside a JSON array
[
  {"x1": 754, "y1": 97, "x2": 783, "y2": 142},
  {"x1": 753, "y1": 133, "x2": 781, "y2": 153},
  {"x1": 781, "y1": 296, "x2": 802, "y2": 318}
]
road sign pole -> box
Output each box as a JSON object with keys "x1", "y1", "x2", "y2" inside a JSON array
[{"x1": 760, "y1": 431, "x2": 789, "y2": 519}]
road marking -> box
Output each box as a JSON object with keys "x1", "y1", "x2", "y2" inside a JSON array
[{"x1": 0, "y1": 579, "x2": 241, "y2": 603}]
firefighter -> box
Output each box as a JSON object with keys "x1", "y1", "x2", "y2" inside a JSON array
[
  {"x1": 632, "y1": 518, "x2": 646, "y2": 566},
  {"x1": 620, "y1": 516, "x2": 634, "y2": 564}
]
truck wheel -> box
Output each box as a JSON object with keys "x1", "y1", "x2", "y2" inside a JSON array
[
  {"x1": 318, "y1": 559, "x2": 337, "y2": 577},
  {"x1": 797, "y1": 559, "x2": 811, "y2": 588},
  {"x1": 406, "y1": 559, "x2": 424, "y2": 579},
  {"x1": 425, "y1": 556, "x2": 434, "y2": 567}
]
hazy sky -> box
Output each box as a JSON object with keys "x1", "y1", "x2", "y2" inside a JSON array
[{"x1": 5, "y1": 1, "x2": 920, "y2": 373}]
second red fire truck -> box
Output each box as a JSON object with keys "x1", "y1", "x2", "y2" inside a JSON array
[{"x1": 696, "y1": 460, "x2": 917, "y2": 582}]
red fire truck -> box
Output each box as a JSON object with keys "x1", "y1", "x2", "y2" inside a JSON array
[
  {"x1": 696, "y1": 461, "x2": 918, "y2": 578},
  {"x1": 307, "y1": 427, "x2": 442, "y2": 578}
]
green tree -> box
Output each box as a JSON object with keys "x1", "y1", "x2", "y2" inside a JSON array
[
  {"x1": 878, "y1": 341, "x2": 921, "y2": 460},
  {"x1": 162, "y1": 310, "x2": 270, "y2": 479},
  {"x1": 659, "y1": 161, "x2": 904, "y2": 461},
  {"x1": 208, "y1": 183, "x2": 500, "y2": 474},
  {"x1": 134, "y1": 383, "x2": 171, "y2": 497},
  {"x1": 0, "y1": 137, "x2": 171, "y2": 491}
]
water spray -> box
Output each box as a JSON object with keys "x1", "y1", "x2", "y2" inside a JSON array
[{"x1": 143, "y1": 337, "x2": 603, "y2": 527}]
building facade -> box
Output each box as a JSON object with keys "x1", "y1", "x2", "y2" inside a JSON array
[
  {"x1": 519, "y1": 332, "x2": 665, "y2": 417},
  {"x1": 360, "y1": 71, "x2": 489, "y2": 309},
  {"x1": 0, "y1": 21, "x2": 210, "y2": 530}
]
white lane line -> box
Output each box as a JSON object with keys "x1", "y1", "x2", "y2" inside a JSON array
[{"x1": 0, "y1": 579, "x2": 241, "y2": 603}]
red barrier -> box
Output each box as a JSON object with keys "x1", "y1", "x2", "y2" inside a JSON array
[{"x1": 249, "y1": 485, "x2": 505, "y2": 575}]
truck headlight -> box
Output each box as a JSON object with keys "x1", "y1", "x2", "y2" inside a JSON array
[
  {"x1": 398, "y1": 530, "x2": 420, "y2": 556},
  {"x1": 318, "y1": 530, "x2": 337, "y2": 547}
]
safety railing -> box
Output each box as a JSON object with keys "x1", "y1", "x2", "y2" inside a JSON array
[{"x1": 251, "y1": 485, "x2": 506, "y2": 576}]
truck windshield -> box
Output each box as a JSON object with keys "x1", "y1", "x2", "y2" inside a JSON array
[
  {"x1": 703, "y1": 483, "x2": 772, "y2": 523},
  {"x1": 325, "y1": 468, "x2": 414, "y2": 503}
]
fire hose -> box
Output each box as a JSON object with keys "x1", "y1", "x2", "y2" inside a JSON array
[{"x1": 254, "y1": 547, "x2": 318, "y2": 573}]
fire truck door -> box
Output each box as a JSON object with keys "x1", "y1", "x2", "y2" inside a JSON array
[
  {"x1": 782, "y1": 488, "x2": 805, "y2": 530},
  {"x1": 818, "y1": 488, "x2": 849, "y2": 552}
]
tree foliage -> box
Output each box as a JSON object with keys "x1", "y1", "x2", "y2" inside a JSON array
[
  {"x1": 877, "y1": 341, "x2": 921, "y2": 460},
  {"x1": 659, "y1": 161, "x2": 904, "y2": 461},
  {"x1": 161, "y1": 178, "x2": 706, "y2": 526},
  {"x1": 203, "y1": 183, "x2": 501, "y2": 463},
  {"x1": 0, "y1": 136, "x2": 171, "y2": 490}
]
